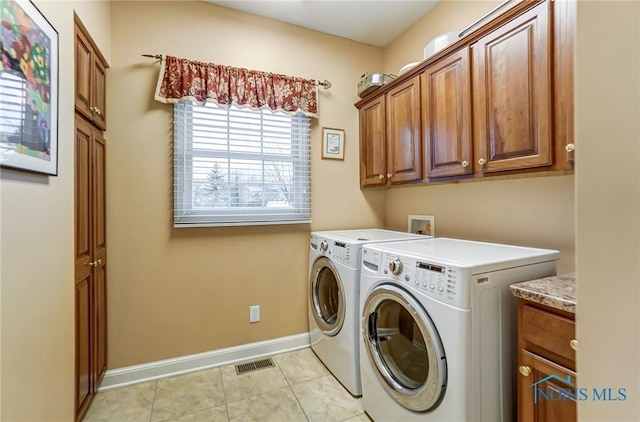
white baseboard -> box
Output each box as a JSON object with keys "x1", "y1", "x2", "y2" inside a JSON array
[{"x1": 98, "y1": 332, "x2": 310, "y2": 392}]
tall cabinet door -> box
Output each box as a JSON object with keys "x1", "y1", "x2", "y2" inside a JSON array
[
  {"x1": 359, "y1": 96, "x2": 387, "y2": 188},
  {"x1": 74, "y1": 18, "x2": 108, "y2": 421},
  {"x1": 74, "y1": 116, "x2": 94, "y2": 419},
  {"x1": 92, "y1": 130, "x2": 107, "y2": 384},
  {"x1": 75, "y1": 115, "x2": 108, "y2": 421},
  {"x1": 386, "y1": 77, "x2": 422, "y2": 185},
  {"x1": 472, "y1": 0, "x2": 552, "y2": 173},
  {"x1": 421, "y1": 48, "x2": 472, "y2": 179}
]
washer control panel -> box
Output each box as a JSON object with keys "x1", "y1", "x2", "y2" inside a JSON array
[
  {"x1": 363, "y1": 249, "x2": 469, "y2": 309},
  {"x1": 310, "y1": 234, "x2": 354, "y2": 267}
]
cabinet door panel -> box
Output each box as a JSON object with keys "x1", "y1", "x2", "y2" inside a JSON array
[
  {"x1": 93, "y1": 132, "x2": 107, "y2": 265},
  {"x1": 93, "y1": 264, "x2": 107, "y2": 384},
  {"x1": 92, "y1": 131, "x2": 108, "y2": 383},
  {"x1": 74, "y1": 29, "x2": 93, "y2": 121},
  {"x1": 75, "y1": 118, "x2": 92, "y2": 276},
  {"x1": 518, "y1": 349, "x2": 577, "y2": 422},
  {"x1": 93, "y1": 59, "x2": 107, "y2": 130},
  {"x1": 522, "y1": 304, "x2": 575, "y2": 368},
  {"x1": 386, "y1": 77, "x2": 422, "y2": 184},
  {"x1": 75, "y1": 277, "x2": 92, "y2": 420},
  {"x1": 422, "y1": 48, "x2": 472, "y2": 178},
  {"x1": 473, "y1": 1, "x2": 552, "y2": 172},
  {"x1": 553, "y1": 0, "x2": 575, "y2": 169},
  {"x1": 360, "y1": 97, "x2": 387, "y2": 187}
]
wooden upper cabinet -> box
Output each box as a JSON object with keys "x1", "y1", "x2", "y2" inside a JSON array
[
  {"x1": 74, "y1": 21, "x2": 107, "y2": 130},
  {"x1": 421, "y1": 48, "x2": 472, "y2": 179},
  {"x1": 359, "y1": 96, "x2": 387, "y2": 188},
  {"x1": 472, "y1": 0, "x2": 552, "y2": 173},
  {"x1": 385, "y1": 76, "x2": 422, "y2": 185},
  {"x1": 356, "y1": 0, "x2": 574, "y2": 187},
  {"x1": 553, "y1": 0, "x2": 576, "y2": 170}
]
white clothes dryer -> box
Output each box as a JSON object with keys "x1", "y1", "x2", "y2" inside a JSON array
[
  {"x1": 308, "y1": 229, "x2": 425, "y2": 396},
  {"x1": 359, "y1": 238, "x2": 559, "y2": 421}
]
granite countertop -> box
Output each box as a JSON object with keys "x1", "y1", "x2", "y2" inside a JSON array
[{"x1": 510, "y1": 272, "x2": 576, "y2": 313}]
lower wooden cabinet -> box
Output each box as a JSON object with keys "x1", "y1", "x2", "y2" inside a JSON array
[{"x1": 516, "y1": 299, "x2": 576, "y2": 422}]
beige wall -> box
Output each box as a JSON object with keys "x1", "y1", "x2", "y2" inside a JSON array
[
  {"x1": 384, "y1": 176, "x2": 575, "y2": 273},
  {"x1": 575, "y1": 1, "x2": 640, "y2": 420},
  {"x1": 383, "y1": 0, "x2": 501, "y2": 76},
  {"x1": 107, "y1": 1, "x2": 385, "y2": 368},
  {"x1": 0, "y1": 1, "x2": 110, "y2": 420}
]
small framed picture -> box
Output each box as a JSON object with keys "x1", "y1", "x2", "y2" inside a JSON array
[
  {"x1": 321, "y1": 127, "x2": 345, "y2": 160},
  {"x1": 408, "y1": 215, "x2": 435, "y2": 236}
]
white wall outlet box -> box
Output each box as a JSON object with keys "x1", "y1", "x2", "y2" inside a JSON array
[
  {"x1": 408, "y1": 215, "x2": 435, "y2": 236},
  {"x1": 249, "y1": 305, "x2": 260, "y2": 323}
]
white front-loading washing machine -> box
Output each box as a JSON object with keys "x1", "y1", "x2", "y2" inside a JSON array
[
  {"x1": 359, "y1": 238, "x2": 559, "y2": 421},
  {"x1": 308, "y1": 229, "x2": 425, "y2": 396}
]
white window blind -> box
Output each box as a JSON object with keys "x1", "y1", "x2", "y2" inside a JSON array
[
  {"x1": 173, "y1": 102, "x2": 311, "y2": 227},
  {"x1": 0, "y1": 72, "x2": 27, "y2": 144}
]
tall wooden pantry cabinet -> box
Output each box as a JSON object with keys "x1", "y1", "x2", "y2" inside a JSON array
[{"x1": 73, "y1": 15, "x2": 109, "y2": 421}]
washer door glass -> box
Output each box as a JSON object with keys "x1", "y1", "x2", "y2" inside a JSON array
[
  {"x1": 362, "y1": 283, "x2": 447, "y2": 412},
  {"x1": 310, "y1": 257, "x2": 345, "y2": 336}
]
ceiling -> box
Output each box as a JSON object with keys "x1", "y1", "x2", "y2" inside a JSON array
[{"x1": 203, "y1": 0, "x2": 440, "y2": 48}]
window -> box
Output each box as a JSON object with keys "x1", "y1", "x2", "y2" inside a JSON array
[
  {"x1": 173, "y1": 102, "x2": 311, "y2": 227},
  {"x1": 0, "y1": 72, "x2": 27, "y2": 146}
]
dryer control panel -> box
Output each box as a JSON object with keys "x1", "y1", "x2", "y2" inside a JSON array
[{"x1": 363, "y1": 250, "x2": 470, "y2": 309}]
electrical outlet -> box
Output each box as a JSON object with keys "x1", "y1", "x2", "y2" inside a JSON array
[{"x1": 249, "y1": 305, "x2": 260, "y2": 323}]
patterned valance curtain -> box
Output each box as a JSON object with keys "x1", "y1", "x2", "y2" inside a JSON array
[{"x1": 154, "y1": 55, "x2": 319, "y2": 118}]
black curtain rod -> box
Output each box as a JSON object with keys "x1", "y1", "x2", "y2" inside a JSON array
[{"x1": 141, "y1": 54, "x2": 331, "y2": 89}]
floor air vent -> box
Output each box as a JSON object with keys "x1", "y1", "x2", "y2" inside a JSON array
[{"x1": 235, "y1": 358, "x2": 276, "y2": 375}]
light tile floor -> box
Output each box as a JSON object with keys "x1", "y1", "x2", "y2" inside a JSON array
[{"x1": 83, "y1": 348, "x2": 371, "y2": 422}]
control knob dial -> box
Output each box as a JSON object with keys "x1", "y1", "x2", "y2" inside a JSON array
[
  {"x1": 389, "y1": 258, "x2": 403, "y2": 275},
  {"x1": 320, "y1": 240, "x2": 329, "y2": 252}
]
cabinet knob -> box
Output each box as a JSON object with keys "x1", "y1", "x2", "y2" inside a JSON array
[
  {"x1": 565, "y1": 143, "x2": 576, "y2": 153},
  {"x1": 478, "y1": 158, "x2": 487, "y2": 165},
  {"x1": 387, "y1": 173, "x2": 392, "y2": 178},
  {"x1": 461, "y1": 161, "x2": 469, "y2": 168},
  {"x1": 519, "y1": 366, "x2": 531, "y2": 377},
  {"x1": 570, "y1": 339, "x2": 578, "y2": 351},
  {"x1": 95, "y1": 107, "x2": 102, "y2": 116},
  {"x1": 90, "y1": 106, "x2": 96, "y2": 113},
  {"x1": 86, "y1": 259, "x2": 103, "y2": 267},
  {"x1": 378, "y1": 174, "x2": 385, "y2": 180}
]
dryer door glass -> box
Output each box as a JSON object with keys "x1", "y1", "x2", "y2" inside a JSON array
[
  {"x1": 363, "y1": 283, "x2": 447, "y2": 412},
  {"x1": 310, "y1": 257, "x2": 345, "y2": 336}
]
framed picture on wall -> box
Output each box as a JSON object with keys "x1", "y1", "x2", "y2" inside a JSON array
[
  {"x1": 321, "y1": 127, "x2": 345, "y2": 160},
  {"x1": 0, "y1": 0, "x2": 59, "y2": 176}
]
